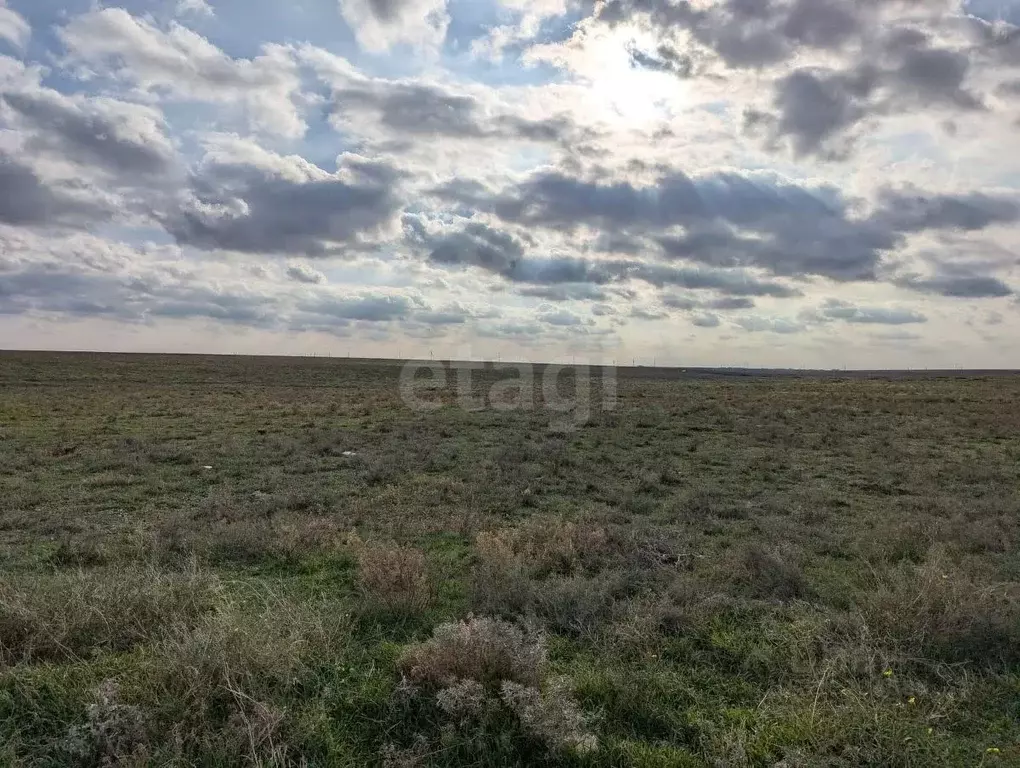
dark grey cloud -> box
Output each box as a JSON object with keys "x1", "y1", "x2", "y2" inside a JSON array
[
  {"x1": 540, "y1": 308, "x2": 589, "y2": 326},
  {"x1": 518, "y1": 284, "x2": 609, "y2": 301},
  {"x1": 709, "y1": 296, "x2": 756, "y2": 310},
  {"x1": 896, "y1": 274, "x2": 1013, "y2": 298},
  {"x1": 755, "y1": 30, "x2": 982, "y2": 158},
  {"x1": 164, "y1": 157, "x2": 402, "y2": 255},
  {"x1": 477, "y1": 321, "x2": 544, "y2": 340},
  {"x1": 599, "y1": 0, "x2": 868, "y2": 69},
  {"x1": 435, "y1": 166, "x2": 1020, "y2": 291},
  {"x1": 328, "y1": 80, "x2": 588, "y2": 145},
  {"x1": 299, "y1": 294, "x2": 414, "y2": 322},
  {"x1": 871, "y1": 188, "x2": 1020, "y2": 233},
  {"x1": 0, "y1": 154, "x2": 109, "y2": 228},
  {"x1": 416, "y1": 218, "x2": 801, "y2": 297},
  {"x1": 692, "y1": 313, "x2": 721, "y2": 328},
  {"x1": 818, "y1": 299, "x2": 927, "y2": 325},
  {"x1": 363, "y1": 0, "x2": 406, "y2": 23},
  {"x1": 417, "y1": 309, "x2": 468, "y2": 325},
  {"x1": 2, "y1": 90, "x2": 173, "y2": 177},
  {"x1": 335, "y1": 82, "x2": 484, "y2": 138},
  {"x1": 623, "y1": 262, "x2": 801, "y2": 296},
  {"x1": 661, "y1": 292, "x2": 754, "y2": 311},
  {"x1": 287, "y1": 264, "x2": 326, "y2": 284},
  {"x1": 631, "y1": 307, "x2": 668, "y2": 320},
  {"x1": 439, "y1": 169, "x2": 895, "y2": 281},
  {"x1": 734, "y1": 315, "x2": 805, "y2": 334},
  {"x1": 758, "y1": 66, "x2": 877, "y2": 157},
  {"x1": 661, "y1": 293, "x2": 699, "y2": 311},
  {"x1": 997, "y1": 79, "x2": 1020, "y2": 96},
  {"x1": 967, "y1": 15, "x2": 1020, "y2": 67},
  {"x1": 891, "y1": 44, "x2": 983, "y2": 109},
  {"x1": 0, "y1": 261, "x2": 278, "y2": 327},
  {"x1": 628, "y1": 43, "x2": 694, "y2": 77},
  {"x1": 598, "y1": 1, "x2": 992, "y2": 158},
  {"x1": 0, "y1": 241, "x2": 431, "y2": 333},
  {"x1": 427, "y1": 221, "x2": 525, "y2": 273}
]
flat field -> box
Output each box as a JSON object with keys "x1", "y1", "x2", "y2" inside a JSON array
[{"x1": 0, "y1": 352, "x2": 1018, "y2": 766}]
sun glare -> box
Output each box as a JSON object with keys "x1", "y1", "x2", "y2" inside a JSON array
[{"x1": 585, "y1": 29, "x2": 687, "y2": 128}]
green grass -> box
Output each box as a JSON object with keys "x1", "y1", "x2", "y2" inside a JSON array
[{"x1": 0, "y1": 351, "x2": 1018, "y2": 766}]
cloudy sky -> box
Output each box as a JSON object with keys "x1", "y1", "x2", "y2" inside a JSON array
[{"x1": 0, "y1": 0, "x2": 1018, "y2": 367}]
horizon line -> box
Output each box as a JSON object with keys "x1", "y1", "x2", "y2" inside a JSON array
[{"x1": 1, "y1": 348, "x2": 1018, "y2": 375}]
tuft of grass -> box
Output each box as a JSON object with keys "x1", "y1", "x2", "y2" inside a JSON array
[
  {"x1": 399, "y1": 616, "x2": 546, "y2": 690},
  {"x1": 63, "y1": 680, "x2": 149, "y2": 768},
  {"x1": 732, "y1": 543, "x2": 808, "y2": 602},
  {"x1": 356, "y1": 540, "x2": 435, "y2": 617},
  {"x1": 857, "y1": 546, "x2": 1020, "y2": 666},
  {"x1": 0, "y1": 564, "x2": 220, "y2": 666}
]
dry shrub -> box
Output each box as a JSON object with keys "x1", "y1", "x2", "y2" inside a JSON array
[
  {"x1": 146, "y1": 515, "x2": 349, "y2": 566},
  {"x1": 48, "y1": 535, "x2": 110, "y2": 568},
  {"x1": 501, "y1": 678, "x2": 597, "y2": 754},
  {"x1": 276, "y1": 516, "x2": 349, "y2": 557},
  {"x1": 732, "y1": 544, "x2": 807, "y2": 602},
  {"x1": 435, "y1": 678, "x2": 487, "y2": 723},
  {"x1": 150, "y1": 598, "x2": 347, "y2": 761},
  {"x1": 380, "y1": 737, "x2": 431, "y2": 768},
  {"x1": 472, "y1": 520, "x2": 618, "y2": 620},
  {"x1": 64, "y1": 680, "x2": 149, "y2": 768},
  {"x1": 0, "y1": 565, "x2": 221, "y2": 666},
  {"x1": 476, "y1": 520, "x2": 611, "y2": 579},
  {"x1": 860, "y1": 546, "x2": 1020, "y2": 665},
  {"x1": 399, "y1": 617, "x2": 596, "y2": 756},
  {"x1": 529, "y1": 573, "x2": 629, "y2": 638},
  {"x1": 357, "y1": 542, "x2": 434, "y2": 615},
  {"x1": 399, "y1": 616, "x2": 546, "y2": 690}
]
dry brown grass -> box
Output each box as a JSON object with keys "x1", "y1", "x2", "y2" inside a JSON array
[
  {"x1": 356, "y1": 540, "x2": 435, "y2": 616},
  {"x1": 475, "y1": 520, "x2": 612, "y2": 578},
  {"x1": 0, "y1": 564, "x2": 221, "y2": 666},
  {"x1": 858, "y1": 546, "x2": 1020, "y2": 665},
  {"x1": 399, "y1": 616, "x2": 546, "y2": 690}
]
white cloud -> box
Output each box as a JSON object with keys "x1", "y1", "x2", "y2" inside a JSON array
[
  {"x1": 338, "y1": 0, "x2": 449, "y2": 54},
  {"x1": 176, "y1": 0, "x2": 216, "y2": 18},
  {"x1": 0, "y1": 2, "x2": 1015, "y2": 364},
  {"x1": 59, "y1": 9, "x2": 305, "y2": 138},
  {"x1": 0, "y1": 3, "x2": 29, "y2": 51}
]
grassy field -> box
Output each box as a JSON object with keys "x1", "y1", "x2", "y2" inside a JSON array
[{"x1": 0, "y1": 351, "x2": 1018, "y2": 767}]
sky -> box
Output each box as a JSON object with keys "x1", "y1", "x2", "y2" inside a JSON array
[{"x1": 0, "y1": 0, "x2": 1019, "y2": 368}]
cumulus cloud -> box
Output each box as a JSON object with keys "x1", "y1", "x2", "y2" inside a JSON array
[
  {"x1": 896, "y1": 274, "x2": 1014, "y2": 298},
  {"x1": 734, "y1": 315, "x2": 805, "y2": 334},
  {"x1": 871, "y1": 188, "x2": 1020, "y2": 233},
  {"x1": 0, "y1": 3, "x2": 1015, "y2": 365},
  {"x1": 592, "y1": 0, "x2": 1002, "y2": 158},
  {"x1": 0, "y1": 228, "x2": 441, "y2": 335},
  {"x1": 59, "y1": 9, "x2": 306, "y2": 138},
  {"x1": 815, "y1": 299, "x2": 928, "y2": 325},
  {"x1": 163, "y1": 149, "x2": 403, "y2": 255},
  {"x1": 338, "y1": 0, "x2": 449, "y2": 53},
  {"x1": 437, "y1": 167, "x2": 892, "y2": 281},
  {"x1": 299, "y1": 47, "x2": 588, "y2": 150},
  {"x1": 0, "y1": 154, "x2": 111, "y2": 228},
  {"x1": 412, "y1": 217, "x2": 801, "y2": 296},
  {"x1": 1, "y1": 88, "x2": 175, "y2": 177},
  {"x1": 691, "y1": 313, "x2": 720, "y2": 328},
  {"x1": 177, "y1": 0, "x2": 215, "y2": 18},
  {"x1": 287, "y1": 264, "x2": 327, "y2": 284}
]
